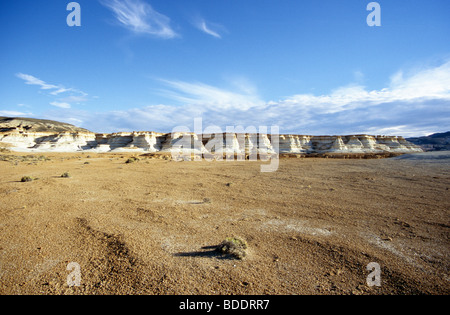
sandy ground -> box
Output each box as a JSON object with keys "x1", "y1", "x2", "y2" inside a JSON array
[{"x1": 0, "y1": 151, "x2": 449, "y2": 295}]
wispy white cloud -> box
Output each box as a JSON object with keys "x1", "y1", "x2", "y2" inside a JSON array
[
  {"x1": 197, "y1": 20, "x2": 221, "y2": 38},
  {"x1": 157, "y1": 79, "x2": 263, "y2": 110},
  {"x1": 58, "y1": 95, "x2": 88, "y2": 104},
  {"x1": 16, "y1": 73, "x2": 88, "y2": 109},
  {"x1": 16, "y1": 73, "x2": 58, "y2": 90},
  {"x1": 0, "y1": 110, "x2": 33, "y2": 117},
  {"x1": 50, "y1": 102, "x2": 72, "y2": 109},
  {"x1": 49, "y1": 87, "x2": 76, "y2": 96},
  {"x1": 193, "y1": 17, "x2": 225, "y2": 38},
  {"x1": 100, "y1": 0, "x2": 177, "y2": 38}
]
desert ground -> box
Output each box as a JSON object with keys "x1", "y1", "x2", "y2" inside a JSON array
[{"x1": 0, "y1": 151, "x2": 449, "y2": 295}]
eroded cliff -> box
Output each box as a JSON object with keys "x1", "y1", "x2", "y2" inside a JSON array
[{"x1": 0, "y1": 117, "x2": 423, "y2": 155}]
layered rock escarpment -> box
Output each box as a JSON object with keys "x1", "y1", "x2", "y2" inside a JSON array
[
  {"x1": 277, "y1": 134, "x2": 422, "y2": 154},
  {"x1": 0, "y1": 130, "x2": 423, "y2": 155},
  {"x1": 0, "y1": 117, "x2": 423, "y2": 155}
]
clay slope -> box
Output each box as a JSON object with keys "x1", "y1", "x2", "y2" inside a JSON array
[{"x1": 0, "y1": 117, "x2": 91, "y2": 133}]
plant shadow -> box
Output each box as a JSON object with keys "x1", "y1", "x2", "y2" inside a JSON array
[{"x1": 174, "y1": 245, "x2": 234, "y2": 260}]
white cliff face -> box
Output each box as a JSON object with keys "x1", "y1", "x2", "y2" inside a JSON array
[
  {"x1": 397, "y1": 137, "x2": 424, "y2": 152},
  {"x1": 127, "y1": 132, "x2": 165, "y2": 152},
  {"x1": 279, "y1": 135, "x2": 315, "y2": 154},
  {"x1": 0, "y1": 129, "x2": 423, "y2": 155},
  {"x1": 202, "y1": 133, "x2": 277, "y2": 155},
  {"x1": 359, "y1": 135, "x2": 379, "y2": 151},
  {"x1": 0, "y1": 131, "x2": 97, "y2": 152},
  {"x1": 258, "y1": 134, "x2": 276, "y2": 154},
  {"x1": 344, "y1": 136, "x2": 364, "y2": 152},
  {"x1": 160, "y1": 132, "x2": 207, "y2": 154},
  {"x1": 279, "y1": 135, "x2": 301, "y2": 154},
  {"x1": 312, "y1": 136, "x2": 342, "y2": 152},
  {"x1": 330, "y1": 137, "x2": 348, "y2": 152},
  {"x1": 375, "y1": 136, "x2": 423, "y2": 153},
  {"x1": 0, "y1": 131, "x2": 43, "y2": 149}
]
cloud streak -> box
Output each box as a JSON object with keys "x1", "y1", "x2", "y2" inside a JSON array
[
  {"x1": 0, "y1": 110, "x2": 33, "y2": 117},
  {"x1": 157, "y1": 79, "x2": 263, "y2": 110},
  {"x1": 50, "y1": 102, "x2": 72, "y2": 109},
  {"x1": 195, "y1": 19, "x2": 222, "y2": 38},
  {"x1": 16, "y1": 73, "x2": 88, "y2": 109},
  {"x1": 100, "y1": 0, "x2": 177, "y2": 38},
  {"x1": 16, "y1": 73, "x2": 58, "y2": 90}
]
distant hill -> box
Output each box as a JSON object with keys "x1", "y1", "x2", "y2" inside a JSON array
[
  {"x1": 0, "y1": 117, "x2": 91, "y2": 133},
  {"x1": 406, "y1": 131, "x2": 450, "y2": 151}
]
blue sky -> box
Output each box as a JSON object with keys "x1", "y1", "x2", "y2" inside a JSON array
[{"x1": 0, "y1": 0, "x2": 449, "y2": 136}]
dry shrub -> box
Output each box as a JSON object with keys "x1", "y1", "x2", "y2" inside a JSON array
[{"x1": 217, "y1": 237, "x2": 248, "y2": 260}]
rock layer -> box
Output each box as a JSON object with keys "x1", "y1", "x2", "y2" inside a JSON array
[
  {"x1": 0, "y1": 117, "x2": 423, "y2": 155},
  {"x1": 0, "y1": 130, "x2": 423, "y2": 155}
]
